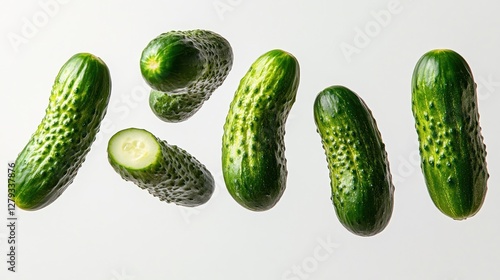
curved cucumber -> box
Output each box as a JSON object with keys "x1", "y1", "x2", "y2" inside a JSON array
[
  {"x1": 140, "y1": 29, "x2": 233, "y2": 122},
  {"x1": 314, "y1": 86, "x2": 394, "y2": 236},
  {"x1": 411, "y1": 49, "x2": 488, "y2": 220},
  {"x1": 222, "y1": 49, "x2": 300, "y2": 211},
  {"x1": 14, "y1": 53, "x2": 112, "y2": 210},
  {"x1": 107, "y1": 128, "x2": 214, "y2": 207}
]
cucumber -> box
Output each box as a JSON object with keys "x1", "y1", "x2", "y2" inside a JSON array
[
  {"x1": 140, "y1": 29, "x2": 233, "y2": 122},
  {"x1": 222, "y1": 49, "x2": 300, "y2": 211},
  {"x1": 107, "y1": 128, "x2": 214, "y2": 207},
  {"x1": 14, "y1": 53, "x2": 112, "y2": 211},
  {"x1": 411, "y1": 49, "x2": 488, "y2": 220},
  {"x1": 313, "y1": 85, "x2": 394, "y2": 236}
]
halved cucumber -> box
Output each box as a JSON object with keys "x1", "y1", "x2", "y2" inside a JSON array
[{"x1": 107, "y1": 128, "x2": 214, "y2": 207}]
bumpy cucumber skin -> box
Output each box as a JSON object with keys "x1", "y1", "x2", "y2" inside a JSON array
[
  {"x1": 411, "y1": 49, "x2": 488, "y2": 220},
  {"x1": 14, "y1": 53, "x2": 112, "y2": 211},
  {"x1": 222, "y1": 49, "x2": 300, "y2": 211},
  {"x1": 314, "y1": 86, "x2": 394, "y2": 236},
  {"x1": 108, "y1": 128, "x2": 214, "y2": 207},
  {"x1": 148, "y1": 89, "x2": 206, "y2": 123},
  {"x1": 140, "y1": 29, "x2": 233, "y2": 122}
]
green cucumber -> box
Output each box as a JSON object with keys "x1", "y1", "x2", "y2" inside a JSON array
[
  {"x1": 107, "y1": 128, "x2": 214, "y2": 207},
  {"x1": 140, "y1": 29, "x2": 233, "y2": 122},
  {"x1": 14, "y1": 53, "x2": 112, "y2": 211},
  {"x1": 222, "y1": 49, "x2": 300, "y2": 211},
  {"x1": 411, "y1": 49, "x2": 488, "y2": 220},
  {"x1": 313, "y1": 85, "x2": 394, "y2": 236}
]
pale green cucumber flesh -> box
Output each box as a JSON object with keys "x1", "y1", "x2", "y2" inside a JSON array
[{"x1": 108, "y1": 128, "x2": 161, "y2": 170}]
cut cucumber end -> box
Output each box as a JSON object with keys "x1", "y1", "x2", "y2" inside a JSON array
[{"x1": 108, "y1": 128, "x2": 161, "y2": 170}]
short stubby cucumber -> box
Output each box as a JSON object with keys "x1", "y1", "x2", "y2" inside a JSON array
[
  {"x1": 411, "y1": 49, "x2": 488, "y2": 220},
  {"x1": 314, "y1": 86, "x2": 394, "y2": 236},
  {"x1": 107, "y1": 128, "x2": 214, "y2": 207},
  {"x1": 222, "y1": 49, "x2": 300, "y2": 211},
  {"x1": 140, "y1": 29, "x2": 233, "y2": 122},
  {"x1": 14, "y1": 53, "x2": 112, "y2": 211}
]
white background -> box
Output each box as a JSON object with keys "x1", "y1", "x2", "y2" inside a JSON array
[{"x1": 1, "y1": 0, "x2": 500, "y2": 279}]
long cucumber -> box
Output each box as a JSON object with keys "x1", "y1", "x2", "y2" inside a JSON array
[
  {"x1": 411, "y1": 49, "x2": 488, "y2": 219},
  {"x1": 314, "y1": 85, "x2": 394, "y2": 236},
  {"x1": 14, "y1": 53, "x2": 112, "y2": 210},
  {"x1": 222, "y1": 49, "x2": 300, "y2": 211}
]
